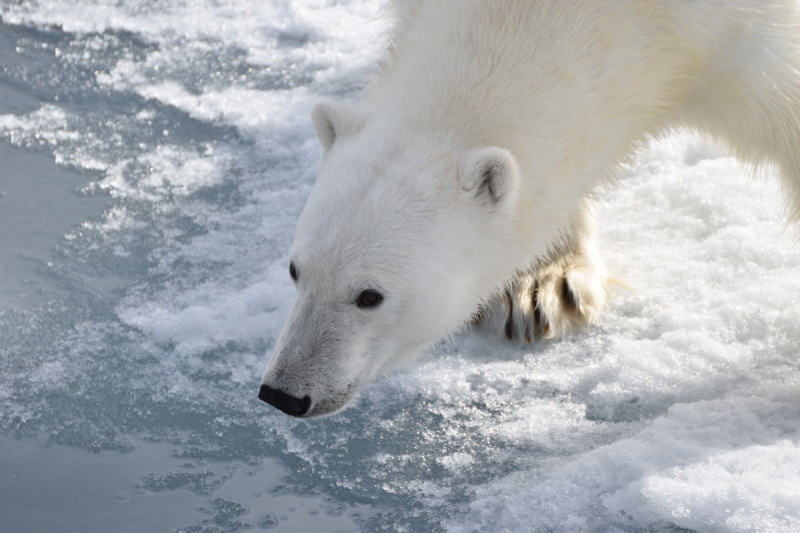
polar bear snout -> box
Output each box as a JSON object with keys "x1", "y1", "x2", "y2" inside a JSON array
[
  {"x1": 259, "y1": 295, "x2": 366, "y2": 417},
  {"x1": 258, "y1": 384, "x2": 311, "y2": 417}
]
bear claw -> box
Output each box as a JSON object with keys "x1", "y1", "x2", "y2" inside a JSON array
[
  {"x1": 561, "y1": 278, "x2": 580, "y2": 314},
  {"x1": 474, "y1": 256, "x2": 606, "y2": 343}
]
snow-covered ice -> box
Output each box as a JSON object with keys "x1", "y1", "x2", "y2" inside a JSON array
[{"x1": 0, "y1": 1, "x2": 798, "y2": 532}]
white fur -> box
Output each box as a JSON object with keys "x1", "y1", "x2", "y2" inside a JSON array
[{"x1": 261, "y1": 0, "x2": 800, "y2": 416}]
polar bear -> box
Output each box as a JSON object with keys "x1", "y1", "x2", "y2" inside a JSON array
[{"x1": 259, "y1": 0, "x2": 800, "y2": 417}]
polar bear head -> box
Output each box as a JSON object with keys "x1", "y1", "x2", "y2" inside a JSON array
[{"x1": 259, "y1": 100, "x2": 527, "y2": 417}]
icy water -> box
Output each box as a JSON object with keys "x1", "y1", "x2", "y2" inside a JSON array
[{"x1": 1, "y1": 2, "x2": 799, "y2": 533}]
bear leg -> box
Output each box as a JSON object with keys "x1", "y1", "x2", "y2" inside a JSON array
[{"x1": 474, "y1": 200, "x2": 607, "y2": 342}]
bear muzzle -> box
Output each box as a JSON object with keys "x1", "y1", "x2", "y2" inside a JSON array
[{"x1": 258, "y1": 384, "x2": 312, "y2": 417}]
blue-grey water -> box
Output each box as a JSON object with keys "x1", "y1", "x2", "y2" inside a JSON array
[{"x1": 0, "y1": 7, "x2": 371, "y2": 532}]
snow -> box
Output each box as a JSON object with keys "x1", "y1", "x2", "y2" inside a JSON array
[{"x1": 0, "y1": 1, "x2": 798, "y2": 532}]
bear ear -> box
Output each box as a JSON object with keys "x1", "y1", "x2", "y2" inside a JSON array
[
  {"x1": 458, "y1": 147, "x2": 520, "y2": 206},
  {"x1": 311, "y1": 99, "x2": 364, "y2": 152}
]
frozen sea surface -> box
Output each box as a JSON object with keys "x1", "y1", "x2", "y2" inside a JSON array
[{"x1": 0, "y1": 2, "x2": 799, "y2": 533}]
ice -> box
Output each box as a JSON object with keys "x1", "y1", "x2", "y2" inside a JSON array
[{"x1": 1, "y1": 1, "x2": 799, "y2": 532}]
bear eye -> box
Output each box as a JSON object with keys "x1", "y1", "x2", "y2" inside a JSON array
[
  {"x1": 289, "y1": 262, "x2": 298, "y2": 282},
  {"x1": 356, "y1": 289, "x2": 383, "y2": 309}
]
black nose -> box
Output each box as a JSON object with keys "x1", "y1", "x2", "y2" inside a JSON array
[{"x1": 258, "y1": 384, "x2": 311, "y2": 417}]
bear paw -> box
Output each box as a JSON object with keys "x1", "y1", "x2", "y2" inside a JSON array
[{"x1": 474, "y1": 257, "x2": 606, "y2": 342}]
